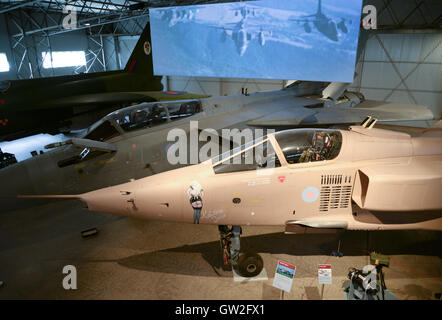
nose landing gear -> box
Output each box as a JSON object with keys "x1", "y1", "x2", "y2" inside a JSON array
[{"x1": 218, "y1": 225, "x2": 263, "y2": 278}]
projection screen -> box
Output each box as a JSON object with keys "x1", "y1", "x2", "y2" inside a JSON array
[{"x1": 150, "y1": 0, "x2": 363, "y2": 82}]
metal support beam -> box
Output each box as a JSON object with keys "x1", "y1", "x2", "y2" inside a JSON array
[{"x1": 0, "y1": 0, "x2": 43, "y2": 14}]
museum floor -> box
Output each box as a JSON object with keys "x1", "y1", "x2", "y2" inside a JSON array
[{"x1": 0, "y1": 199, "x2": 441, "y2": 300}]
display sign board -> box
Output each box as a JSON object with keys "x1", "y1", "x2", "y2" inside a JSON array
[
  {"x1": 150, "y1": 0, "x2": 363, "y2": 82},
  {"x1": 273, "y1": 260, "x2": 296, "y2": 293},
  {"x1": 318, "y1": 264, "x2": 332, "y2": 285}
]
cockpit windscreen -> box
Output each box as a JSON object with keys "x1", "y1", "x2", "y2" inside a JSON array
[
  {"x1": 213, "y1": 138, "x2": 281, "y2": 174},
  {"x1": 275, "y1": 130, "x2": 342, "y2": 164}
]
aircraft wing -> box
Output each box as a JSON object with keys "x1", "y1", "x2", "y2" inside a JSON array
[
  {"x1": 247, "y1": 100, "x2": 435, "y2": 127},
  {"x1": 45, "y1": 138, "x2": 117, "y2": 153},
  {"x1": 29, "y1": 91, "x2": 209, "y2": 110},
  {"x1": 289, "y1": 16, "x2": 315, "y2": 23}
]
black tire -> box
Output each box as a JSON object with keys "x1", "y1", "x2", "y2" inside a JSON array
[{"x1": 237, "y1": 253, "x2": 263, "y2": 278}]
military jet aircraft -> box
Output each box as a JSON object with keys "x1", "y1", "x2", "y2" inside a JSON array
[
  {"x1": 0, "y1": 79, "x2": 435, "y2": 214},
  {"x1": 0, "y1": 21, "x2": 207, "y2": 141},
  {"x1": 157, "y1": 6, "x2": 199, "y2": 27},
  {"x1": 201, "y1": 3, "x2": 310, "y2": 56},
  {"x1": 216, "y1": 4, "x2": 271, "y2": 56},
  {"x1": 22, "y1": 120, "x2": 442, "y2": 277},
  {"x1": 219, "y1": 18, "x2": 272, "y2": 56},
  {"x1": 290, "y1": 0, "x2": 351, "y2": 42}
]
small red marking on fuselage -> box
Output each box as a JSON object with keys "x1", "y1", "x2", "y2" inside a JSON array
[
  {"x1": 278, "y1": 176, "x2": 285, "y2": 183},
  {"x1": 128, "y1": 60, "x2": 137, "y2": 73}
]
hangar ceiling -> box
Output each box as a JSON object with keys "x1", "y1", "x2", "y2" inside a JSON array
[{"x1": 0, "y1": 0, "x2": 440, "y2": 37}]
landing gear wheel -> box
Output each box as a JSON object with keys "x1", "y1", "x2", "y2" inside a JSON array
[{"x1": 237, "y1": 253, "x2": 263, "y2": 278}]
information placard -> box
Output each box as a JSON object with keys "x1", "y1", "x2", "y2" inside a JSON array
[
  {"x1": 273, "y1": 260, "x2": 296, "y2": 293},
  {"x1": 318, "y1": 264, "x2": 332, "y2": 285}
]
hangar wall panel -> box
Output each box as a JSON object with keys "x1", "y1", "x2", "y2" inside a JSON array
[
  {"x1": 116, "y1": 36, "x2": 138, "y2": 70},
  {"x1": 167, "y1": 76, "x2": 285, "y2": 96},
  {"x1": 0, "y1": 14, "x2": 14, "y2": 81},
  {"x1": 352, "y1": 33, "x2": 442, "y2": 119}
]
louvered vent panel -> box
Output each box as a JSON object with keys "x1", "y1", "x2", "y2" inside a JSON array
[
  {"x1": 319, "y1": 186, "x2": 331, "y2": 212},
  {"x1": 340, "y1": 185, "x2": 352, "y2": 209},
  {"x1": 319, "y1": 174, "x2": 353, "y2": 212},
  {"x1": 330, "y1": 186, "x2": 341, "y2": 209}
]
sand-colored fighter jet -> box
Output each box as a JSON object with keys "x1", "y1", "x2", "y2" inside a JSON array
[{"x1": 22, "y1": 120, "x2": 442, "y2": 277}]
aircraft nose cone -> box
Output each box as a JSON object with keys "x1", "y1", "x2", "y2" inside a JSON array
[
  {"x1": 81, "y1": 163, "x2": 210, "y2": 224},
  {"x1": 82, "y1": 173, "x2": 186, "y2": 222},
  {"x1": 82, "y1": 187, "x2": 131, "y2": 216}
]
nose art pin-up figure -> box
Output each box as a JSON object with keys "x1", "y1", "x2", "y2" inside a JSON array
[{"x1": 187, "y1": 181, "x2": 204, "y2": 224}]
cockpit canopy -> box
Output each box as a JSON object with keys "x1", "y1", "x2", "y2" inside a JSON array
[
  {"x1": 84, "y1": 99, "x2": 202, "y2": 142},
  {"x1": 275, "y1": 129, "x2": 342, "y2": 164},
  {"x1": 212, "y1": 129, "x2": 342, "y2": 174},
  {"x1": 113, "y1": 100, "x2": 201, "y2": 132}
]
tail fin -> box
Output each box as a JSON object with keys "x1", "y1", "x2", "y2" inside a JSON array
[
  {"x1": 317, "y1": 0, "x2": 322, "y2": 15},
  {"x1": 124, "y1": 20, "x2": 163, "y2": 88}
]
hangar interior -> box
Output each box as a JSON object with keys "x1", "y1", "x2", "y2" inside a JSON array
[
  {"x1": 1, "y1": 0, "x2": 441, "y2": 119},
  {"x1": 0, "y1": 0, "x2": 441, "y2": 300}
]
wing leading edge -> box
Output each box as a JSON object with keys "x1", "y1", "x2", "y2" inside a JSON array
[{"x1": 247, "y1": 100, "x2": 435, "y2": 128}]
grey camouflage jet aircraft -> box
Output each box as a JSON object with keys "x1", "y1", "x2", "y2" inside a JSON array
[
  {"x1": 290, "y1": 0, "x2": 350, "y2": 42},
  {"x1": 0, "y1": 79, "x2": 434, "y2": 213}
]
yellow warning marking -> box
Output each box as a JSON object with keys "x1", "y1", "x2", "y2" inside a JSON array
[{"x1": 99, "y1": 157, "x2": 117, "y2": 164}]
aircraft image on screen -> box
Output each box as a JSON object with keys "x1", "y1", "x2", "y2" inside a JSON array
[
  {"x1": 1, "y1": 80, "x2": 435, "y2": 214},
  {"x1": 20, "y1": 120, "x2": 442, "y2": 277},
  {"x1": 212, "y1": 0, "x2": 351, "y2": 56},
  {"x1": 149, "y1": 0, "x2": 363, "y2": 81},
  {"x1": 157, "y1": 6, "x2": 199, "y2": 27},
  {"x1": 0, "y1": 21, "x2": 207, "y2": 142},
  {"x1": 211, "y1": 5, "x2": 272, "y2": 56},
  {"x1": 290, "y1": 0, "x2": 350, "y2": 42}
]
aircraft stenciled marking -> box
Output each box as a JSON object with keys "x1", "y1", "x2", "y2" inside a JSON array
[
  {"x1": 302, "y1": 186, "x2": 319, "y2": 203},
  {"x1": 247, "y1": 178, "x2": 271, "y2": 187},
  {"x1": 202, "y1": 209, "x2": 226, "y2": 224},
  {"x1": 98, "y1": 158, "x2": 116, "y2": 165},
  {"x1": 278, "y1": 176, "x2": 286, "y2": 183}
]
